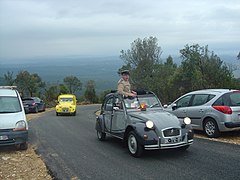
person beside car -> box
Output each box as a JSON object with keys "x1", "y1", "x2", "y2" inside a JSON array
[{"x1": 117, "y1": 70, "x2": 137, "y2": 98}]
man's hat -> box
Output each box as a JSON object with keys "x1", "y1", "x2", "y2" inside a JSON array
[{"x1": 121, "y1": 70, "x2": 130, "y2": 75}]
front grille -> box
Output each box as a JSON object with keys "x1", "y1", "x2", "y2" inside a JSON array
[
  {"x1": 163, "y1": 128, "x2": 180, "y2": 137},
  {"x1": 62, "y1": 108, "x2": 69, "y2": 112}
]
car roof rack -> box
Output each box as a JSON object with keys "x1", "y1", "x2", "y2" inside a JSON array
[{"x1": 0, "y1": 86, "x2": 17, "y2": 90}]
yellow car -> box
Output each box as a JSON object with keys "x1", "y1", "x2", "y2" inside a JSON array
[{"x1": 56, "y1": 94, "x2": 77, "y2": 116}]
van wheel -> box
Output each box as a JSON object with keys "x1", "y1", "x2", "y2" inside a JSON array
[
  {"x1": 127, "y1": 131, "x2": 143, "y2": 157},
  {"x1": 17, "y1": 142, "x2": 28, "y2": 150},
  {"x1": 204, "y1": 118, "x2": 220, "y2": 138}
]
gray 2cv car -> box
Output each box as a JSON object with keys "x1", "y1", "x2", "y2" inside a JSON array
[{"x1": 95, "y1": 90, "x2": 194, "y2": 157}]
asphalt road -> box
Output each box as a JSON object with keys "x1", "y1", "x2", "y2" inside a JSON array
[{"x1": 29, "y1": 105, "x2": 240, "y2": 180}]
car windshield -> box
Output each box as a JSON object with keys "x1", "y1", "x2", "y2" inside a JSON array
[
  {"x1": 123, "y1": 95, "x2": 162, "y2": 110},
  {"x1": 60, "y1": 98, "x2": 73, "y2": 102},
  {"x1": 0, "y1": 96, "x2": 21, "y2": 113}
]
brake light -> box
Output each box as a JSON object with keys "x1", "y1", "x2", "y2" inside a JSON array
[{"x1": 212, "y1": 106, "x2": 232, "y2": 114}]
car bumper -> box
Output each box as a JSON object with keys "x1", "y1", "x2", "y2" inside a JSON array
[
  {"x1": 0, "y1": 129, "x2": 28, "y2": 146},
  {"x1": 225, "y1": 122, "x2": 240, "y2": 128},
  {"x1": 56, "y1": 107, "x2": 76, "y2": 113},
  {"x1": 144, "y1": 133, "x2": 193, "y2": 150}
]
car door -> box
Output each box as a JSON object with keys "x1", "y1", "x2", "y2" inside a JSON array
[
  {"x1": 103, "y1": 96, "x2": 114, "y2": 132},
  {"x1": 171, "y1": 95, "x2": 193, "y2": 118},
  {"x1": 111, "y1": 97, "x2": 126, "y2": 136},
  {"x1": 186, "y1": 94, "x2": 211, "y2": 129}
]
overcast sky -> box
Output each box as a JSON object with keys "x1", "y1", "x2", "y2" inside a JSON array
[{"x1": 0, "y1": 0, "x2": 239, "y2": 62}]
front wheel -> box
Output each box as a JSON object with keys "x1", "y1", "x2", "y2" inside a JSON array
[
  {"x1": 34, "y1": 107, "x2": 39, "y2": 113},
  {"x1": 97, "y1": 130, "x2": 106, "y2": 141},
  {"x1": 127, "y1": 131, "x2": 143, "y2": 157},
  {"x1": 17, "y1": 142, "x2": 28, "y2": 150},
  {"x1": 204, "y1": 118, "x2": 220, "y2": 138}
]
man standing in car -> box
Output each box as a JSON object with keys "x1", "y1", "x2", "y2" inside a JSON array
[{"x1": 117, "y1": 70, "x2": 137, "y2": 97}]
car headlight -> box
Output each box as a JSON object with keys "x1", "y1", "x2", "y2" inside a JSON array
[
  {"x1": 14, "y1": 120, "x2": 26, "y2": 131},
  {"x1": 183, "y1": 117, "x2": 191, "y2": 125},
  {"x1": 146, "y1": 120, "x2": 154, "y2": 129}
]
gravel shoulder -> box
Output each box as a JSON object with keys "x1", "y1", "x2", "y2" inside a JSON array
[{"x1": 0, "y1": 108, "x2": 239, "y2": 179}]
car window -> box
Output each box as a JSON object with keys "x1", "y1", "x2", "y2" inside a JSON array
[
  {"x1": 176, "y1": 95, "x2": 192, "y2": 108},
  {"x1": 0, "y1": 96, "x2": 21, "y2": 113},
  {"x1": 60, "y1": 98, "x2": 73, "y2": 102},
  {"x1": 229, "y1": 92, "x2": 240, "y2": 106},
  {"x1": 191, "y1": 94, "x2": 209, "y2": 106},
  {"x1": 213, "y1": 92, "x2": 240, "y2": 106},
  {"x1": 104, "y1": 97, "x2": 113, "y2": 111},
  {"x1": 114, "y1": 97, "x2": 123, "y2": 109}
]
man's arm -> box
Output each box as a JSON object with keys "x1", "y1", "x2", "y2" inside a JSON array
[{"x1": 117, "y1": 83, "x2": 136, "y2": 97}]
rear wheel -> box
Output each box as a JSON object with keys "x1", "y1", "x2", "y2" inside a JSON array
[
  {"x1": 204, "y1": 118, "x2": 220, "y2": 138},
  {"x1": 97, "y1": 130, "x2": 106, "y2": 141},
  {"x1": 127, "y1": 131, "x2": 143, "y2": 157}
]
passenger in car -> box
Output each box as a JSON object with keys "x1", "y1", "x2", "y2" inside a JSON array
[{"x1": 117, "y1": 70, "x2": 137, "y2": 98}]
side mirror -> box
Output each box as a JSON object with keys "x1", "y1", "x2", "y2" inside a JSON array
[{"x1": 172, "y1": 103, "x2": 177, "y2": 111}]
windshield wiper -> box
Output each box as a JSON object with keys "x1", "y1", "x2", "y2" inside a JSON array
[{"x1": 150, "y1": 103, "x2": 160, "y2": 108}]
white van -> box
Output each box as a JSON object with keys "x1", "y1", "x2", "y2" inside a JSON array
[{"x1": 0, "y1": 86, "x2": 28, "y2": 150}]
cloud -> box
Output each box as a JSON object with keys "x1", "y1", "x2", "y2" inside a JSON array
[{"x1": 0, "y1": 0, "x2": 239, "y2": 60}]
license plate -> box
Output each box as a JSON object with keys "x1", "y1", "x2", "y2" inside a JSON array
[
  {"x1": 165, "y1": 137, "x2": 181, "y2": 144},
  {"x1": 0, "y1": 135, "x2": 8, "y2": 141}
]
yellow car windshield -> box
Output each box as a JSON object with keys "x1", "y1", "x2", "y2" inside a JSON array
[{"x1": 60, "y1": 98, "x2": 73, "y2": 102}]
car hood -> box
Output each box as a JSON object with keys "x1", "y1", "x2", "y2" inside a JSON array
[
  {"x1": 129, "y1": 110, "x2": 181, "y2": 129},
  {"x1": 0, "y1": 112, "x2": 27, "y2": 130}
]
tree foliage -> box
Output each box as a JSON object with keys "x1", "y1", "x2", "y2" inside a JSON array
[
  {"x1": 119, "y1": 38, "x2": 239, "y2": 103},
  {"x1": 63, "y1": 75, "x2": 82, "y2": 94},
  {"x1": 119, "y1": 36, "x2": 162, "y2": 89},
  {"x1": 15, "y1": 71, "x2": 44, "y2": 97},
  {"x1": 84, "y1": 80, "x2": 98, "y2": 103},
  {"x1": 4, "y1": 71, "x2": 15, "y2": 86}
]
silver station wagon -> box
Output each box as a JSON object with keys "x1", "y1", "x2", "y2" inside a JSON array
[
  {"x1": 164, "y1": 89, "x2": 240, "y2": 138},
  {"x1": 95, "y1": 90, "x2": 194, "y2": 157}
]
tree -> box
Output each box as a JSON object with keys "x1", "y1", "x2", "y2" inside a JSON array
[
  {"x1": 63, "y1": 76, "x2": 82, "y2": 94},
  {"x1": 237, "y1": 52, "x2": 240, "y2": 60},
  {"x1": 59, "y1": 84, "x2": 68, "y2": 94},
  {"x1": 119, "y1": 36, "x2": 162, "y2": 89},
  {"x1": 4, "y1": 71, "x2": 15, "y2": 86},
  {"x1": 15, "y1": 71, "x2": 43, "y2": 97},
  {"x1": 84, "y1": 80, "x2": 98, "y2": 103},
  {"x1": 170, "y1": 44, "x2": 235, "y2": 97}
]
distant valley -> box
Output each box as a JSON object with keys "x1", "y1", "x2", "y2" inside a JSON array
[{"x1": 0, "y1": 54, "x2": 239, "y2": 94}]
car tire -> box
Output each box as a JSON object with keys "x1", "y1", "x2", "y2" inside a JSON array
[
  {"x1": 17, "y1": 142, "x2": 28, "y2": 150},
  {"x1": 204, "y1": 118, "x2": 220, "y2": 138},
  {"x1": 97, "y1": 130, "x2": 106, "y2": 141},
  {"x1": 179, "y1": 145, "x2": 190, "y2": 151},
  {"x1": 127, "y1": 131, "x2": 143, "y2": 157},
  {"x1": 73, "y1": 111, "x2": 76, "y2": 116},
  {"x1": 34, "y1": 107, "x2": 38, "y2": 113}
]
